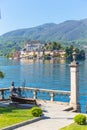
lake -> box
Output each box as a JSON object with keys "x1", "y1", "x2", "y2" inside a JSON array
[{"x1": 0, "y1": 58, "x2": 87, "y2": 113}]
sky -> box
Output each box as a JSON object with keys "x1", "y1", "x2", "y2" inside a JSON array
[{"x1": 0, "y1": 0, "x2": 87, "y2": 35}]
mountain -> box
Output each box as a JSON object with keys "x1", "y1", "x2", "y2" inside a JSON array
[
  {"x1": 0, "y1": 18, "x2": 87, "y2": 55},
  {"x1": 1, "y1": 18, "x2": 87, "y2": 41}
]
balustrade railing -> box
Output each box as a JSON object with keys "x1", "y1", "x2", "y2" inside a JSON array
[
  {"x1": 23, "y1": 87, "x2": 70, "y2": 101},
  {"x1": 0, "y1": 87, "x2": 87, "y2": 112},
  {"x1": 0, "y1": 87, "x2": 70, "y2": 102},
  {"x1": 0, "y1": 88, "x2": 10, "y2": 100}
]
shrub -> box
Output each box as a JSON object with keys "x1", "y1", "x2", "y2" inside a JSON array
[
  {"x1": 74, "y1": 114, "x2": 86, "y2": 125},
  {"x1": 31, "y1": 107, "x2": 43, "y2": 117}
]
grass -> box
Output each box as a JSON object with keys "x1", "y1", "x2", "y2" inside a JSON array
[
  {"x1": 0, "y1": 107, "x2": 35, "y2": 129},
  {"x1": 60, "y1": 123, "x2": 87, "y2": 130}
]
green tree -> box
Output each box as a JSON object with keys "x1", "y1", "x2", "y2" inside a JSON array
[
  {"x1": 76, "y1": 49, "x2": 85, "y2": 60},
  {"x1": 65, "y1": 45, "x2": 85, "y2": 60},
  {"x1": 65, "y1": 45, "x2": 74, "y2": 60},
  {"x1": 44, "y1": 41, "x2": 62, "y2": 51},
  {"x1": 0, "y1": 71, "x2": 4, "y2": 78}
]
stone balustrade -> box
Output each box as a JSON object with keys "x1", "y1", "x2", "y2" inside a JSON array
[
  {"x1": 0, "y1": 88, "x2": 10, "y2": 100},
  {"x1": 23, "y1": 87, "x2": 70, "y2": 101},
  {"x1": 0, "y1": 87, "x2": 70, "y2": 102}
]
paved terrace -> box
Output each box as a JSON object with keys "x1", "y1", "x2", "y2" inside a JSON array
[{"x1": 14, "y1": 100, "x2": 77, "y2": 130}]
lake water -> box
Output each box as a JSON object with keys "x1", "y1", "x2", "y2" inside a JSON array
[{"x1": 0, "y1": 58, "x2": 87, "y2": 113}]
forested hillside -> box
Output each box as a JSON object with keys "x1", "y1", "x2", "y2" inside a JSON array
[{"x1": 0, "y1": 18, "x2": 87, "y2": 55}]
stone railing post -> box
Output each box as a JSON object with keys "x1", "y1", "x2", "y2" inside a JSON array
[
  {"x1": 50, "y1": 92, "x2": 54, "y2": 101},
  {"x1": 1, "y1": 90, "x2": 4, "y2": 100},
  {"x1": 33, "y1": 90, "x2": 37, "y2": 99}
]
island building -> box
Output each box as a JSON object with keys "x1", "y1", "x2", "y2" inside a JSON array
[
  {"x1": 12, "y1": 51, "x2": 20, "y2": 59},
  {"x1": 12, "y1": 41, "x2": 66, "y2": 59}
]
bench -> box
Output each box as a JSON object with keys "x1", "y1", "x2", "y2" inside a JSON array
[{"x1": 10, "y1": 95, "x2": 37, "y2": 105}]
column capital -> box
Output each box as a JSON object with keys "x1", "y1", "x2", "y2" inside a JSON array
[
  {"x1": 70, "y1": 61, "x2": 79, "y2": 67},
  {"x1": 70, "y1": 49, "x2": 79, "y2": 67}
]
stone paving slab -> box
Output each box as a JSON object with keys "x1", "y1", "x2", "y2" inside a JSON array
[{"x1": 13, "y1": 100, "x2": 77, "y2": 130}]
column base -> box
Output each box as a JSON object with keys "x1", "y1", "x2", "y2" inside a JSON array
[{"x1": 70, "y1": 102, "x2": 81, "y2": 112}]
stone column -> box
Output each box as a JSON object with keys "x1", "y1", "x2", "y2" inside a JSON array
[{"x1": 70, "y1": 49, "x2": 81, "y2": 112}]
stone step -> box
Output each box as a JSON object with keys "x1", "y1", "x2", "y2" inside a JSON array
[{"x1": 62, "y1": 106, "x2": 73, "y2": 111}]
